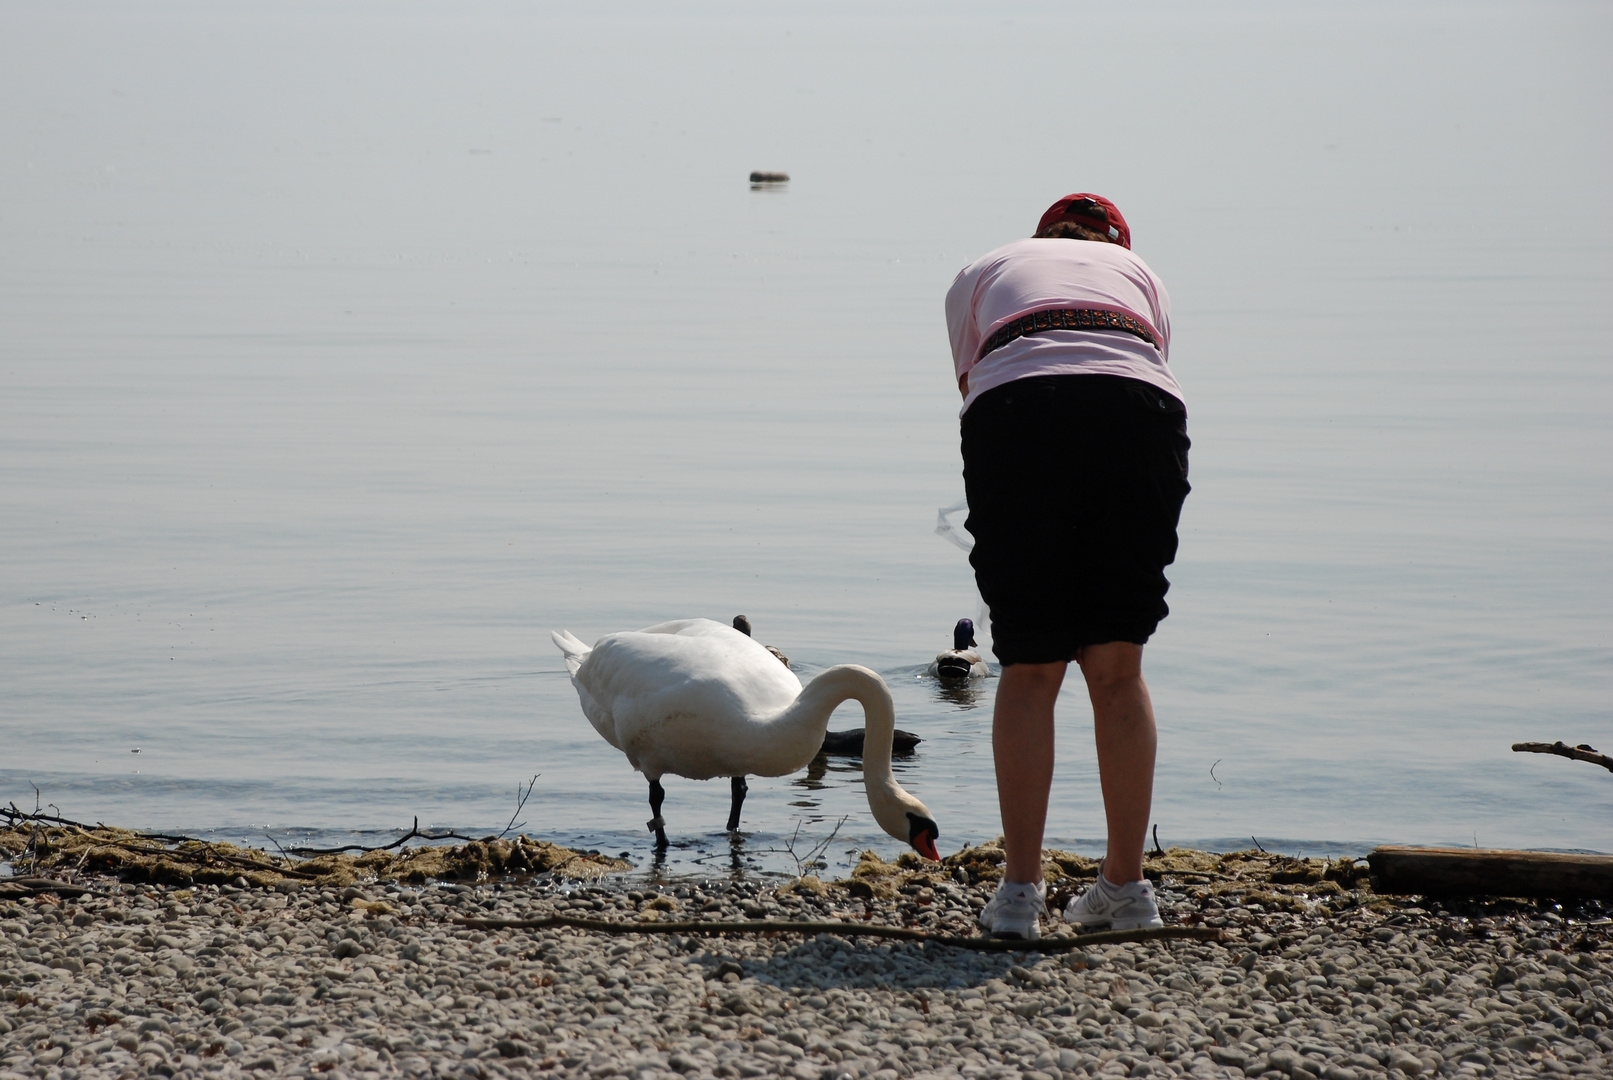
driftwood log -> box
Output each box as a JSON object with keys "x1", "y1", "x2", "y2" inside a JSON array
[
  {"x1": 1512, "y1": 741, "x2": 1613, "y2": 773},
  {"x1": 0, "y1": 877, "x2": 94, "y2": 899},
  {"x1": 1368, "y1": 846, "x2": 1613, "y2": 901}
]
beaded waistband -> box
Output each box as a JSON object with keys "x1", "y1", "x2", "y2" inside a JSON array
[{"x1": 980, "y1": 307, "x2": 1158, "y2": 359}]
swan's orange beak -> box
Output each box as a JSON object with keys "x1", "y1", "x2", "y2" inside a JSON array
[{"x1": 908, "y1": 816, "x2": 941, "y2": 862}]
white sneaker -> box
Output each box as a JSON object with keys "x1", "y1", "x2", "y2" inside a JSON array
[
  {"x1": 978, "y1": 879, "x2": 1046, "y2": 940},
  {"x1": 1063, "y1": 874, "x2": 1163, "y2": 931}
]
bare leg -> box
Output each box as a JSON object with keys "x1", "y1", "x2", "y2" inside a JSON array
[
  {"x1": 993, "y1": 660, "x2": 1067, "y2": 884},
  {"x1": 647, "y1": 778, "x2": 668, "y2": 849},
  {"x1": 725, "y1": 776, "x2": 748, "y2": 832},
  {"x1": 1075, "y1": 642, "x2": 1156, "y2": 884}
]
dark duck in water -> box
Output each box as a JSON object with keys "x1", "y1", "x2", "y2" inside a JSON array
[{"x1": 927, "y1": 618, "x2": 989, "y2": 682}]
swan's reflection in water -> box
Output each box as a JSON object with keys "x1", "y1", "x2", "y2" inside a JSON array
[
  {"x1": 795, "y1": 752, "x2": 831, "y2": 790},
  {"x1": 641, "y1": 741, "x2": 941, "y2": 879},
  {"x1": 783, "y1": 753, "x2": 844, "y2": 814},
  {"x1": 637, "y1": 755, "x2": 968, "y2": 883},
  {"x1": 651, "y1": 831, "x2": 763, "y2": 880},
  {"x1": 785, "y1": 747, "x2": 920, "y2": 798},
  {"x1": 649, "y1": 820, "x2": 865, "y2": 881},
  {"x1": 724, "y1": 833, "x2": 750, "y2": 877}
]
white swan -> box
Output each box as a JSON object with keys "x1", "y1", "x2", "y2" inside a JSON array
[
  {"x1": 926, "y1": 618, "x2": 990, "y2": 681},
  {"x1": 551, "y1": 618, "x2": 941, "y2": 860}
]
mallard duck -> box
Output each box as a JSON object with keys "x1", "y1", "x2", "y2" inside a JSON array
[{"x1": 926, "y1": 618, "x2": 989, "y2": 681}]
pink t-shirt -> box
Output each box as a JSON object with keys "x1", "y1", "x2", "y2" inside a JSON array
[{"x1": 945, "y1": 237, "x2": 1181, "y2": 414}]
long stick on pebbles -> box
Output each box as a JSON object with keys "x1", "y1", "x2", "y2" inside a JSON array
[{"x1": 455, "y1": 912, "x2": 1225, "y2": 953}]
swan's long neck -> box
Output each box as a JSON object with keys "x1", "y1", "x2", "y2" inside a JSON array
[
  {"x1": 788, "y1": 665, "x2": 933, "y2": 849},
  {"x1": 788, "y1": 664, "x2": 894, "y2": 774}
]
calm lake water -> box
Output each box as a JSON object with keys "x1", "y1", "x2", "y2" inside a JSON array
[{"x1": 3, "y1": 1, "x2": 1609, "y2": 878}]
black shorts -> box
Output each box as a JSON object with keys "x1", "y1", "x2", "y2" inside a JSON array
[{"x1": 960, "y1": 374, "x2": 1190, "y2": 665}]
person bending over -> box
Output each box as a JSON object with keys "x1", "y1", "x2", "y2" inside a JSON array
[{"x1": 946, "y1": 193, "x2": 1191, "y2": 939}]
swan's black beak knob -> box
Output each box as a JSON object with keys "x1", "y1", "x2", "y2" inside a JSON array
[{"x1": 907, "y1": 813, "x2": 941, "y2": 862}]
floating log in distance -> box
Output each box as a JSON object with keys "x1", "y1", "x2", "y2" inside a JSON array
[
  {"x1": 1512, "y1": 740, "x2": 1613, "y2": 773},
  {"x1": 1367, "y1": 846, "x2": 1613, "y2": 901},
  {"x1": 749, "y1": 171, "x2": 789, "y2": 184}
]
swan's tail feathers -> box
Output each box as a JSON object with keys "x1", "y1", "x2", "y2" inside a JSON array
[{"x1": 550, "y1": 629, "x2": 591, "y2": 676}]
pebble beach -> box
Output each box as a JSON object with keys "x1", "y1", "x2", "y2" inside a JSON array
[{"x1": 3, "y1": 847, "x2": 1610, "y2": 1080}]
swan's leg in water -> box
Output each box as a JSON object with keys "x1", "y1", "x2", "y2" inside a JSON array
[
  {"x1": 647, "y1": 778, "x2": 668, "y2": 848},
  {"x1": 726, "y1": 776, "x2": 748, "y2": 832}
]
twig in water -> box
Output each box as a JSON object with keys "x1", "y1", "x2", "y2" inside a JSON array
[
  {"x1": 285, "y1": 775, "x2": 546, "y2": 856},
  {"x1": 1512, "y1": 741, "x2": 1613, "y2": 774},
  {"x1": 499, "y1": 775, "x2": 541, "y2": 839},
  {"x1": 1209, "y1": 760, "x2": 1222, "y2": 790},
  {"x1": 781, "y1": 820, "x2": 807, "y2": 871},
  {"x1": 780, "y1": 816, "x2": 848, "y2": 878},
  {"x1": 280, "y1": 816, "x2": 487, "y2": 857},
  {"x1": 1, "y1": 802, "x2": 206, "y2": 845},
  {"x1": 1251, "y1": 836, "x2": 1266, "y2": 853}
]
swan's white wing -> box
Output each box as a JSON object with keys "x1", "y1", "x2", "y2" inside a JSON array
[
  {"x1": 575, "y1": 620, "x2": 804, "y2": 779},
  {"x1": 634, "y1": 618, "x2": 736, "y2": 638}
]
